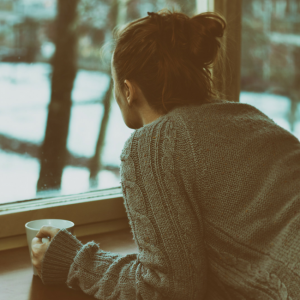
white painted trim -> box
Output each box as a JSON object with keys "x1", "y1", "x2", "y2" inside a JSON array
[
  {"x1": 0, "y1": 186, "x2": 122, "y2": 215},
  {"x1": 196, "y1": 0, "x2": 214, "y2": 13},
  {"x1": 208, "y1": 0, "x2": 215, "y2": 11}
]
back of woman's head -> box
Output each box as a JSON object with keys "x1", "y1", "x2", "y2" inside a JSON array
[{"x1": 110, "y1": 8, "x2": 226, "y2": 114}]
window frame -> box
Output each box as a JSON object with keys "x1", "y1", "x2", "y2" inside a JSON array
[
  {"x1": 0, "y1": 0, "x2": 242, "y2": 251},
  {"x1": 0, "y1": 187, "x2": 130, "y2": 251}
]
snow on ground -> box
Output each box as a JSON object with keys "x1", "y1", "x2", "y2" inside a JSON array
[
  {"x1": 0, "y1": 62, "x2": 134, "y2": 203},
  {"x1": 0, "y1": 62, "x2": 299, "y2": 204},
  {"x1": 0, "y1": 150, "x2": 40, "y2": 203}
]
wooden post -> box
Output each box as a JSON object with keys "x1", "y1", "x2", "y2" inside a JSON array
[{"x1": 213, "y1": 0, "x2": 242, "y2": 102}]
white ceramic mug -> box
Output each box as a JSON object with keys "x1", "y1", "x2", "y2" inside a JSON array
[{"x1": 25, "y1": 219, "x2": 74, "y2": 276}]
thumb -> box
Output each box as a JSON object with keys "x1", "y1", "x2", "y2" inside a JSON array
[{"x1": 35, "y1": 225, "x2": 60, "y2": 240}]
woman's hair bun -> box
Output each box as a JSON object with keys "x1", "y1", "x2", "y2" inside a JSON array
[
  {"x1": 146, "y1": 10, "x2": 226, "y2": 67},
  {"x1": 191, "y1": 13, "x2": 226, "y2": 38},
  {"x1": 189, "y1": 12, "x2": 226, "y2": 66}
]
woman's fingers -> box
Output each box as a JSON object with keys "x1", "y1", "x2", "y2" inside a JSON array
[
  {"x1": 42, "y1": 237, "x2": 50, "y2": 243},
  {"x1": 31, "y1": 240, "x2": 49, "y2": 278},
  {"x1": 31, "y1": 238, "x2": 47, "y2": 258},
  {"x1": 31, "y1": 237, "x2": 42, "y2": 257},
  {"x1": 32, "y1": 237, "x2": 42, "y2": 245},
  {"x1": 35, "y1": 225, "x2": 60, "y2": 239}
]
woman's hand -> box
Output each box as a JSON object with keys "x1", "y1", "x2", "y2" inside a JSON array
[{"x1": 31, "y1": 225, "x2": 61, "y2": 278}]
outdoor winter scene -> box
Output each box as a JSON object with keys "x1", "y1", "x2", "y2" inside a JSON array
[{"x1": 0, "y1": 0, "x2": 300, "y2": 204}]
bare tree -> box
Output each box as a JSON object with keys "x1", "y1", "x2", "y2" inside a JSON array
[
  {"x1": 37, "y1": 0, "x2": 79, "y2": 193},
  {"x1": 89, "y1": 0, "x2": 122, "y2": 188},
  {"x1": 89, "y1": 78, "x2": 114, "y2": 187}
]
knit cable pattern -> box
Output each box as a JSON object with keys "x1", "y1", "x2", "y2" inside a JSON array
[{"x1": 206, "y1": 242, "x2": 293, "y2": 300}]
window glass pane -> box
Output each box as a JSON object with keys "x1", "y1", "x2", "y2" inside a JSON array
[
  {"x1": 240, "y1": 0, "x2": 300, "y2": 141},
  {"x1": 0, "y1": 0, "x2": 198, "y2": 204}
]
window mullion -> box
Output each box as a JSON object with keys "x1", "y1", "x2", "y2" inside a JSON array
[{"x1": 213, "y1": 0, "x2": 242, "y2": 103}]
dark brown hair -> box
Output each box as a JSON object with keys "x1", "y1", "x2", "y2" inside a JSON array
[{"x1": 109, "y1": 8, "x2": 226, "y2": 114}]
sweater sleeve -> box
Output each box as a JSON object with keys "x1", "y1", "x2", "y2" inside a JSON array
[
  {"x1": 40, "y1": 117, "x2": 208, "y2": 300},
  {"x1": 40, "y1": 228, "x2": 141, "y2": 298},
  {"x1": 40, "y1": 216, "x2": 200, "y2": 299}
]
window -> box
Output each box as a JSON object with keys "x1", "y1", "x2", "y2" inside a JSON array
[
  {"x1": 0, "y1": 0, "x2": 211, "y2": 250},
  {"x1": 0, "y1": 0, "x2": 203, "y2": 206},
  {"x1": 0, "y1": 0, "x2": 135, "y2": 205},
  {"x1": 1, "y1": 0, "x2": 299, "y2": 250}
]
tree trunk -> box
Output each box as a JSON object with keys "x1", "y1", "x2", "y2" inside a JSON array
[
  {"x1": 88, "y1": 0, "x2": 121, "y2": 188},
  {"x1": 37, "y1": 0, "x2": 79, "y2": 193},
  {"x1": 285, "y1": 0, "x2": 290, "y2": 15},
  {"x1": 89, "y1": 78, "x2": 114, "y2": 188}
]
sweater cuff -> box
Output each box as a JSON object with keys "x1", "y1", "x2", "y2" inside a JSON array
[{"x1": 41, "y1": 228, "x2": 83, "y2": 285}]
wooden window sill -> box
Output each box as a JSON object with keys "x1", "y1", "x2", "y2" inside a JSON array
[{"x1": 0, "y1": 227, "x2": 138, "y2": 300}]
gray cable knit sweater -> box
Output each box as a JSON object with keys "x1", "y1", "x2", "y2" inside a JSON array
[{"x1": 40, "y1": 99, "x2": 300, "y2": 299}]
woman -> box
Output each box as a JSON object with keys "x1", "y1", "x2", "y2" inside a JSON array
[{"x1": 31, "y1": 9, "x2": 300, "y2": 299}]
